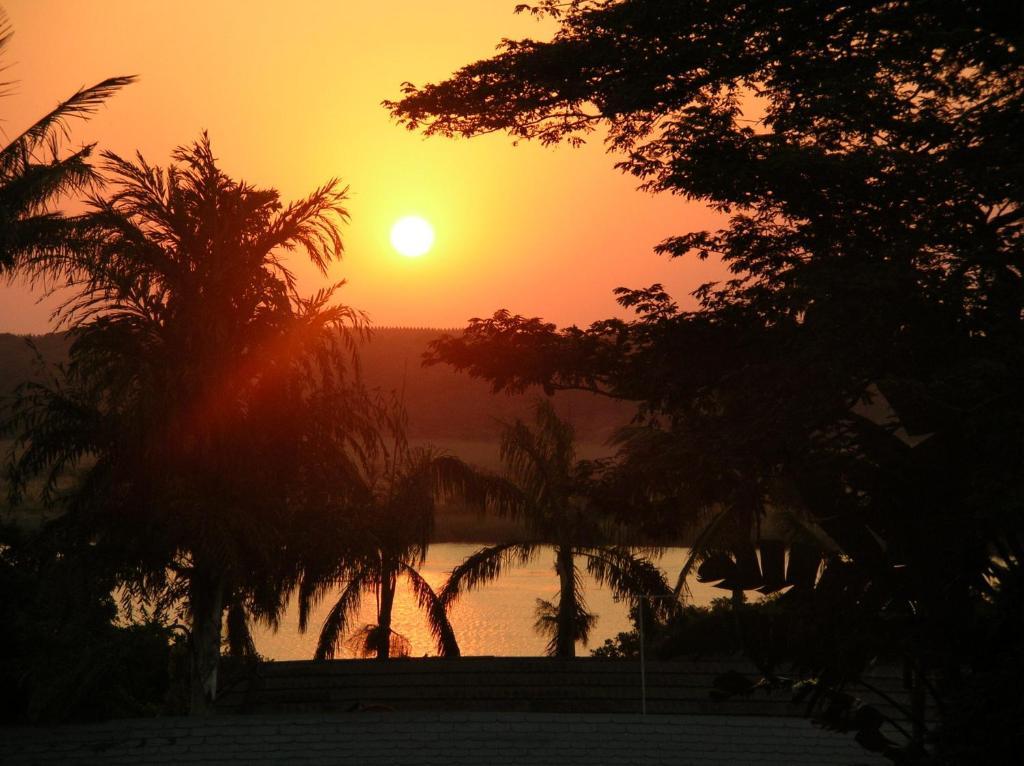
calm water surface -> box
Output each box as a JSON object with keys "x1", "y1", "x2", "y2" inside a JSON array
[{"x1": 253, "y1": 544, "x2": 728, "y2": 659}]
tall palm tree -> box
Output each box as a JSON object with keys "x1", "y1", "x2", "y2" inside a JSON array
[
  {"x1": 4, "y1": 134, "x2": 377, "y2": 713},
  {"x1": 0, "y1": 12, "x2": 133, "y2": 272},
  {"x1": 298, "y1": 429, "x2": 500, "y2": 660},
  {"x1": 441, "y1": 400, "x2": 673, "y2": 657}
]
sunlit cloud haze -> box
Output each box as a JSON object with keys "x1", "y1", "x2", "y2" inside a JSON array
[{"x1": 0, "y1": 0, "x2": 724, "y2": 333}]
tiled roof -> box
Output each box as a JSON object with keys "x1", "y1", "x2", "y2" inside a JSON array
[
  {"x1": 1, "y1": 711, "x2": 887, "y2": 765},
  {"x1": 3, "y1": 659, "x2": 906, "y2": 764},
  {"x1": 217, "y1": 657, "x2": 910, "y2": 723}
]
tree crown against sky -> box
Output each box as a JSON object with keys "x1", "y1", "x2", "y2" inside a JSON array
[
  {"x1": 390, "y1": 0, "x2": 1022, "y2": 331},
  {"x1": 391, "y1": 2, "x2": 1024, "y2": 757},
  {"x1": 391, "y1": 0, "x2": 1024, "y2": 537},
  {"x1": 3, "y1": 134, "x2": 380, "y2": 712},
  {"x1": 396, "y1": 0, "x2": 1023, "y2": 532}
]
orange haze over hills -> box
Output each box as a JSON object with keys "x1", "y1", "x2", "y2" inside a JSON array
[{"x1": 0, "y1": 0, "x2": 725, "y2": 334}]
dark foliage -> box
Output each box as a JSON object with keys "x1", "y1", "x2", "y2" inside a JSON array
[
  {"x1": 0, "y1": 11, "x2": 133, "y2": 273},
  {"x1": 441, "y1": 401, "x2": 672, "y2": 657},
  {"x1": 0, "y1": 527, "x2": 178, "y2": 723},
  {"x1": 3, "y1": 135, "x2": 378, "y2": 713},
  {"x1": 297, "y1": 421, "x2": 505, "y2": 660},
  {"x1": 592, "y1": 596, "x2": 743, "y2": 659},
  {"x1": 391, "y1": 2, "x2": 1024, "y2": 760}
]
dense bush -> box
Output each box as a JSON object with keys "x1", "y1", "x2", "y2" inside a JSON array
[
  {"x1": 0, "y1": 531, "x2": 181, "y2": 723},
  {"x1": 593, "y1": 596, "x2": 753, "y2": 660}
]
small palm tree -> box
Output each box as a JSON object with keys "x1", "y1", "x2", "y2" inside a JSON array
[
  {"x1": 0, "y1": 12, "x2": 133, "y2": 272},
  {"x1": 441, "y1": 400, "x2": 672, "y2": 657},
  {"x1": 298, "y1": 434, "x2": 496, "y2": 660}
]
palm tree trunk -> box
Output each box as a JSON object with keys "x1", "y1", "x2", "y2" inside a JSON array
[
  {"x1": 555, "y1": 545, "x2": 576, "y2": 658},
  {"x1": 730, "y1": 586, "x2": 745, "y2": 652},
  {"x1": 189, "y1": 564, "x2": 225, "y2": 715},
  {"x1": 376, "y1": 565, "x2": 398, "y2": 660}
]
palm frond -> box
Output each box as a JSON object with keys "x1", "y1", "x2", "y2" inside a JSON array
[
  {"x1": 313, "y1": 569, "x2": 373, "y2": 660},
  {"x1": 3, "y1": 377, "x2": 102, "y2": 506},
  {"x1": 344, "y1": 624, "x2": 412, "y2": 659},
  {"x1": 244, "y1": 574, "x2": 296, "y2": 633},
  {"x1": 259, "y1": 179, "x2": 350, "y2": 274},
  {"x1": 0, "y1": 62, "x2": 132, "y2": 272},
  {"x1": 0, "y1": 76, "x2": 136, "y2": 177},
  {"x1": 441, "y1": 543, "x2": 539, "y2": 606},
  {"x1": 296, "y1": 561, "x2": 348, "y2": 633},
  {"x1": 768, "y1": 506, "x2": 843, "y2": 555},
  {"x1": 428, "y1": 453, "x2": 523, "y2": 517},
  {"x1": 533, "y1": 596, "x2": 596, "y2": 655},
  {"x1": 0, "y1": 145, "x2": 95, "y2": 216},
  {"x1": 495, "y1": 400, "x2": 586, "y2": 539},
  {"x1": 501, "y1": 417, "x2": 562, "y2": 508},
  {"x1": 401, "y1": 562, "x2": 460, "y2": 657},
  {"x1": 0, "y1": 11, "x2": 13, "y2": 66},
  {"x1": 577, "y1": 546, "x2": 675, "y2": 618},
  {"x1": 673, "y1": 505, "x2": 734, "y2": 598},
  {"x1": 224, "y1": 597, "x2": 258, "y2": 658}
]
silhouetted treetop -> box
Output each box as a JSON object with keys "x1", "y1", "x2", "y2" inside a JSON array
[
  {"x1": 4, "y1": 134, "x2": 373, "y2": 714},
  {"x1": 397, "y1": 7, "x2": 1023, "y2": 757},
  {"x1": 0, "y1": 8, "x2": 134, "y2": 272},
  {"x1": 390, "y1": 2, "x2": 1022, "y2": 285},
  {"x1": 403, "y1": 1, "x2": 1023, "y2": 422},
  {"x1": 390, "y1": 1, "x2": 1022, "y2": 149}
]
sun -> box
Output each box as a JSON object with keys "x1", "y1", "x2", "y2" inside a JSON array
[{"x1": 390, "y1": 216, "x2": 435, "y2": 257}]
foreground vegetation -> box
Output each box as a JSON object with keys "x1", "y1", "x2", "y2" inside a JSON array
[
  {"x1": 2, "y1": 4, "x2": 1022, "y2": 764},
  {"x1": 390, "y1": 2, "x2": 1024, "y2": 761}
]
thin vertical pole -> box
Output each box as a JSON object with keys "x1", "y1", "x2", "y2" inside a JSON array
[{"x1": 639, "y1": 597, "x2": 647, "y2": 716}]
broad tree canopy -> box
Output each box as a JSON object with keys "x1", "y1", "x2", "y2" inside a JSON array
[
  {"x1": 390, "y1": 0, "x2": 1023, "y2": 554},
  {"x1": 390, "y1": 3, "x2": 1024, "y2": 755}
]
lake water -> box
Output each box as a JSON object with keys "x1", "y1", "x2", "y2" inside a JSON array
[{"x1": 253, "y1": 544, "x2": 729, "y2": 659}]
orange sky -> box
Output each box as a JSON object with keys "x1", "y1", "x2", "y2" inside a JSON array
[{"x1": 0, "y1": 0, "x2": 723, "y2": 334}]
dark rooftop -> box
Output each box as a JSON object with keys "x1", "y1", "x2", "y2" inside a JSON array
[{"x1": 2, "y1": 711, "x2": 886, "y2": 765}]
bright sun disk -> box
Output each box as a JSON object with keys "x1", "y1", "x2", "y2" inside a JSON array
[{"x1": 390, "y1": 216, "x2": 434, "y2": 257}]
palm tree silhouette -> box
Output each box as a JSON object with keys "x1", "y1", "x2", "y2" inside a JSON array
[
  {"x1": 298, "y1": 431, "x2": 498, "y2": 660},
  {"x1": 441, "y1": 400, "x2": 672, "y2": 657},
  {"x1": 0, "y1": 12, "x2": 133, "y2": 272},
  {"x1": 5, "y1": 134, "x2": 369, "y2": 712}
]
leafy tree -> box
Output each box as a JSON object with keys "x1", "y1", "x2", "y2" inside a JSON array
[
  {"x1": 0, "y1": 12, "x2": 133, "y2": 272},
  {"x1": 4, "y1": 134, "x2": 377, "y2": 713},
  {"x1": 442, "y1": 400, "x2": 672, "y2": 657},
  {"x1": 390, "y1": 1, "x2": 1024, "y2": 758},
  {"x1": 297, "y1": 434, "x2": 496, "y2": 660}
]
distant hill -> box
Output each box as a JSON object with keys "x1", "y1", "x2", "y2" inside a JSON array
[
  {"x1": 0, "y1": 329, "x2": 638, "y2": 541},
  {"x1": 0, "y1": 332, "x2": 73, "y2": 396},
  {"x1": 359, "y1": 328, "x2": 633, "y2": 444},
  {"x1": 0, "y1": 328, "x2": 634, "y2": 456}
]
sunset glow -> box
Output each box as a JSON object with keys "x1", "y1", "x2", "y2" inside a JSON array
[{"x1": 0, "y1": 0, "x2": 721, "y2": 332}]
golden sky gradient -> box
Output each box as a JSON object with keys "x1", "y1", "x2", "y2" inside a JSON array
[{"x1": 1, "y1": 0, "x2": 724, "y2": 333}]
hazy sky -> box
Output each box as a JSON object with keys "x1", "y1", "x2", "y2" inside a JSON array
[{"x1": 1, "y1": 0, "x2": 724, "y2": 333}]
